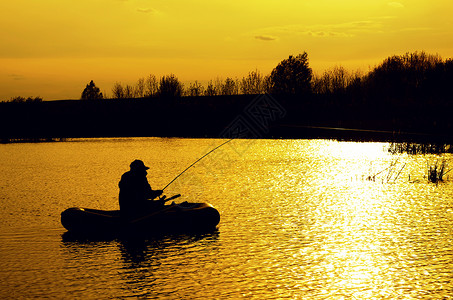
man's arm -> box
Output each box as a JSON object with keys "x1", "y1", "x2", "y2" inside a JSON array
[{"x1": 149, "y1": 189, "x2": 163, "y2": 199}]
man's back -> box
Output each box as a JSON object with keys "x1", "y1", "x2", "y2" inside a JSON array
[{"x1": 119, "y1": 170, "x2": 152, "y2": 217}]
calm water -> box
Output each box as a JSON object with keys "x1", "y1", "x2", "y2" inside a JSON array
[{"x1": 1, "y1": 138, "x2": 452, "y2": 299}]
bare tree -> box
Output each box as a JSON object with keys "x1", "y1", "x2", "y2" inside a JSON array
[
  {"x1": 145, "y1": 74, "x2": 159, "y2": 97},
  {"x1": 204, "y1": 80, "x2": 218, "y2": 96},
  {"x1": 312, "y1": 72, "x2": 331, "y2": 94},
  {"x1": 312, "y1": 66, "x2": 359, "y2": 94},
  {"x1": 263, "y1": 75, "x2": 272, "y2": 94},
  {"x1": 7, "y1": 96, "x2": 43, "y2": 103},
  {"x1": 330, "y1": 66, "x2": 349, "y2": 92},
  {"x1": 135, "y1": 77, "x2": 145, "y2": 98},
  {"x1": 240, "y1": 69, "x2": 264, "y2": 94},
  {"x1": 112, "y1": 82, "x2": 124, "y2": 99},
  {"x1": 221, "y1": 77, "x2": 239, "y2": 95},
  {"x1": 187, "y1": 81, "x2": 205, "y2": 96},
  {"x1": 124, "y1": 85, "x2": 135, "y2": 99},
  {"x1": 214, "y1": 77, "x2": 223, "y2": 95}
]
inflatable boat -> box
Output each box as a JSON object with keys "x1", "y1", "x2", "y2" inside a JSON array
[{"x1": 61, "y1": 202, "x2": 220, "y2": 236}]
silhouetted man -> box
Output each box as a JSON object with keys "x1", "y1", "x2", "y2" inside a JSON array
[{"x1": 119, "y1": 160, "x2": 163, "y2": 219}]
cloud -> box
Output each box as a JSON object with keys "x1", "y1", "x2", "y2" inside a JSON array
[
  {"x1": 137, "y1": 8, "x2": 159, "y2": 14},
  {"x1": 251, "y1": 19, "x2": 388, "y2": 40},
  {"x1": 7, "y1": 74, "x2": 25, "y2": 80},
  {"x1": 255, "y1": 35, "x2": 278, "y2": 41},
  {"x1": 388, "y1": 2, "x2": 404, "y2": 8},
  {"x1": 306, "y1": 31, "x2": 352, "y2": 38}
]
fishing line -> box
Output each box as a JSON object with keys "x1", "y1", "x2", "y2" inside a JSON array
[{"x1": 162, "y1": 138, "x2": 234, "y2": 191}]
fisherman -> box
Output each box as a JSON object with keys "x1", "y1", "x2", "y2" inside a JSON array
[{"x1": 119, "y1": 160, "x2": 164, "y2": 219}]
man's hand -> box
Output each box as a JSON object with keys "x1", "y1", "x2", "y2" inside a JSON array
[
  {"x1": 156, "y1": 194, "x2": 181, "y2": 203},
  {"x1": 148, "y1": 190, "x2": 164, "y2": 200}
]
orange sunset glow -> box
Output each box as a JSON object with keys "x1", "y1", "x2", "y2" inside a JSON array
[{"x1": 1, "y1": 0, "x2": 452, "y2": 100}]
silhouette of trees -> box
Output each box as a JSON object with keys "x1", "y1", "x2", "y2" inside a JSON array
[
  {"x1": 99, "y1": 50, "x2": 451, "y2": 104},
  {"x1": 159, "y1": 74, "x2": 183, "y2": 98},
  {"x1": 112, "y1": 82, "x2": 125, "y2": 99},
  {"x1": 221, "y1": 77, "x2": 240, "y2": 95},
  {"x1": 426, "y1": 58, "x2": 453, "y2": 100},
  {"x1": 145, "y1": 75, "x2": 159, "y2": 97},
  {"x1": 110, "y1": 82, "x2": 136, "y2": 99},
  {"x1": 269, "y1": 52, "x2": 313, "y2": 95},
  {"x1": 202, "y1": 78, "x2": 224, "y2": 96},
  {"x1": 240, "y1": 70, "x2": 265, "y2": 94},
  {"x1": 81, "y1": 80, "x2": 103, "y2": 100},
  {"x1": 364, "y1": 51, "x2": 444, "y2": 101},
  {"x1": 204, "y1": 80, "x2": 217, "y2": 96},
  {"x1": 111, "y1": 74, "x2": 183, "y2": 99},
  {"x1": 6, "y1": 49, "x2": 450, "y2": 105},
  {"x1": 183, "y1": 77, "x2": 240, "y2": 97},
  {"x1": 187, "y1": 81, "x2": 205, "y2": 96},
  {"x1": 308, "y1": 51, "x2": 453, "y2": 104},
  {"x1": 123, "y1": 84, "x2": 135, "y2": 99},
  {"x1": 313, "y1": 66, "x2": 361, "y2": 95},
  {"x1": 135, "y1": 78, "x2": 145, "y2": 98},
  {"x1": 4, "y1": 50, "x2": 453, "y2": 143},
  {"x1": 5, "y1": 96, "x2": 43, "y2": 103},
  {"x1": 205, "y1": 78, "x2": 227, "y2": 96}
]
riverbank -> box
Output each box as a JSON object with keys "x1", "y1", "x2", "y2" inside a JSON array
[{"x1": 1, "y1": 94, "x2": 452, "y2": 143}]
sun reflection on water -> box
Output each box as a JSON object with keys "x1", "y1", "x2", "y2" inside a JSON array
[
  {"x1": 1, "y1": 138, "x2": 453, "y2": 299},
  {"x1": 244, "y1": 140, "x2": 453, "y2": 298},
  {"x1": 315, "y1": 183, "x2": 401, "y2": 298}
]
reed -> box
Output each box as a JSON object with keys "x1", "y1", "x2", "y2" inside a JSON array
[
  {"x1": 365, "y1": 159, "x2": 405, "y2": 183},
  {"x1": 388, "y1": 142, "x2": 452, "y2": 155},
  {"x1": 427, "y1": 159, "x2": 451, "y2": 183}
]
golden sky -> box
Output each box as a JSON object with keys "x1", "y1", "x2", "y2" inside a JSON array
[{"x1": 1, "y1": 0, "x2": 452, "y2": 100}]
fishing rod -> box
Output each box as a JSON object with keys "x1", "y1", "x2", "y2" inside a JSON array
[{"x1": 162, "y1": 138, "x2": 234, "y2": 191}]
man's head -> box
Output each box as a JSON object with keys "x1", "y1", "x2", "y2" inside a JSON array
[{"x1": 130, "y1": 160, "x2": 149, "y2": 173}]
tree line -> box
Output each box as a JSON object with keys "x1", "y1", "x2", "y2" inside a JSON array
[
  {"x1": 83, "y1": 71, "x2": 273, "y2": 100},
  {"x1": 2, "y1": 51, "x2": 452, "y2": 143},
  {"x1": 3, "y1": 50, "x2": 452, "y2": 104},
  {"x1": 2, "y1": 96, "x2": 43, "y2": 103},
  {"x1": 77, "y1": 51, "x2": 452, "y2": 105},
  {"x1": 78, "y1": 53, "x2": 312, "y2": 100}
]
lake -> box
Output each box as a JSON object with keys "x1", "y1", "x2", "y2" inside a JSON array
[{"x1": 0, "y1": 138, "x2": 452, "y2": 299}]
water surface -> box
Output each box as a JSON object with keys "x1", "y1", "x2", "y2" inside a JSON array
[{"x1": 1, "y1": 138, "x2": 452, "y2": 299}]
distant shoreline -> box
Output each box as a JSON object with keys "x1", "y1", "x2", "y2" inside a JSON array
[{"x1": 1, "y1": 94, "x2": 452, "y2": 144}]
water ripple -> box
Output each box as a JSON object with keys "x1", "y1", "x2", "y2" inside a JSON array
[{"x1": 1, "y1": 139, "x2": 453, "y2": 298}]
